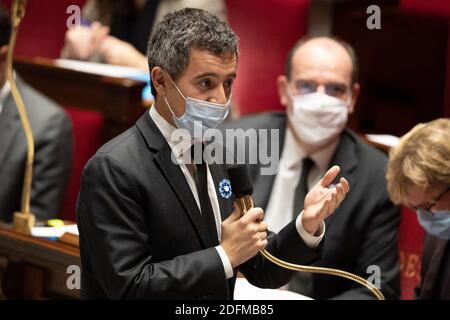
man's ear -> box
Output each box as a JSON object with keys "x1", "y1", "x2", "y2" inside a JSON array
[
  {"x1": 151, "y1": 66, "x2": 167, "y2": 96},
  {"x1": 348, "y1": 82, "x2": 360, "y2": 114},
  {"x1": 276, "y1": 75, "x2": 290, "y2": 108}
]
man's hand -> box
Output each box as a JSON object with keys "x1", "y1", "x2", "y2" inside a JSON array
[
  {"x1": 221, "y1": 203, "x2": 268, "y2": 268},
  {"x1": 301, "y1": 166, "x2": 349, "y2": 235},
  {"x1": 62, "y1": 22, "x2": 109, "y2": 60}
]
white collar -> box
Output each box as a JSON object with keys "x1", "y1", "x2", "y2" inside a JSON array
[
  {"x1": 149, "y1": 105, "x2": 193, "y2": 159},
  {"x1": 282, "y1": 126, "x2": 340, "y2": 172}
]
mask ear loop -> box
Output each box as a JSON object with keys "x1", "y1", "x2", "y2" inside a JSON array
[
  {"x1": 163, "y1": 71, "x2": 187, "y2": 119},
  {"x1": 165, "y1": 71, "x2": 188, "y2": 101},
  {"x1": 163, "y1": 96, "x2": 179, "y2": 119}
]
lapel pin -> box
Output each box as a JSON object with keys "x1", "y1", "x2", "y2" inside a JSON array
[{"x1": 218, "y1": 179, "x2": 232, "y2": 199}]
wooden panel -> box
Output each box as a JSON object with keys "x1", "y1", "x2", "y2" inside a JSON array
[
  {"x1": 0, "y1": 225, "x2": 80, "y2": 299},
  {"x1": 14, "y1": 56, "x2": 148, "y2": 141}
]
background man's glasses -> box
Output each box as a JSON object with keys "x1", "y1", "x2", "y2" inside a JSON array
[{"x1": 292, "y1": 80, "x2": 349, "y2": 98}]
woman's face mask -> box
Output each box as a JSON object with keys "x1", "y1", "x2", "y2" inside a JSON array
[
  {"x1": 412, "y1": 185, "x2": 450, "y2": 240},
  {"x1": 416, "y1": 209, "x2": 450, "y2": 240},
  {"x1": 164, "y1": 75, "x2": 231, "y2": 140}
]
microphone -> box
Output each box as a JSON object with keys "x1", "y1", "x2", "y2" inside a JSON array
[
  {"x1": 7, "y1": 0, "x2": 36, "y2": 234},
  {"x1": 227, "y1": 164, "x2": 255, "y2": 216}
]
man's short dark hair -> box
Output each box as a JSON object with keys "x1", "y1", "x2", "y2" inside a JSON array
[
  {"x1": 284, "y1": 36, "x2": 359, "y2": 85},
  {"x1": 147, "y1": 8, "x2": 239, "y2": 97},
  {"x1": 0, "y1": 3, "x2": 11, "y2": 47}
]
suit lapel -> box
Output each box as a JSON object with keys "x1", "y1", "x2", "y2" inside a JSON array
[
  {"x1": 0, "y1": 94, "x2": 21, "y2": 166},
  {"x1": 208, "y1": 162, "x2": 233, "y2": 222},
  {"x1": 254, "y1": 115, "x2": 287, "y2": 210},
  {"x1": 324, "y1": 130, "x2": 358, "y2": 230},
  {"x1": 137, "y1": 113, "x2": 215, "y2": 248}
]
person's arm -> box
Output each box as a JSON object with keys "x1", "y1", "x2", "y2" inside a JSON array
[
  {"x1": 238, "y1": 166, "x2": 348, "y2": 289},
  {"x1": 30, "y1": 111, "x2": 73, "y2": 220},
  {"x1": 98, "y1": 36, "x2": 148, "y2": 69},
  {"x1": 77, "y1": 155, "x2": 229, "y2": 299},
  {"x1": 330, "y1": 191, "x2": 401, "y2": 300}
]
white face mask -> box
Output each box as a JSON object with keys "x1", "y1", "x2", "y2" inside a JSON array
[
  {"x1": 287, "y1": 91, "x2": 350, "y2": 147},
  {"x1": 164, "y1": 75, "x2": 230, "y2": 140}
]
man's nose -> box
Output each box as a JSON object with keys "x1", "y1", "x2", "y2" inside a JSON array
[
  {"x1": 316, "y1": 85, "x2": 326, "y2": 94},
  {"x1": 208, "y1": 87, "x2": 228, "y2": 104}
]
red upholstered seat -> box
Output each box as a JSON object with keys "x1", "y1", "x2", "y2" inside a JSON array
[
  {"x1": 398, "y1": 206, "x2": 425, "y2": 300},
  {"x1": 225, "y1": 0, "x2": 310, "y2": 115},
  {"x1": 60, "y1": 107, "x2": 104, "y2": 221}
]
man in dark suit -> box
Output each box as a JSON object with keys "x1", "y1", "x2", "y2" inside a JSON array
[
  {"x1": 386, "y1": 118, "x2": 450, "y2": 300},
  {"x1": 76, "y1": 9, "x2": 349, "y2": 299},
  {"x1": 225, "y1": 37, "x2": 400, "y2": 299},
  {"x1": 0, "y1": 5, "x2": 73, "y2": 222}
]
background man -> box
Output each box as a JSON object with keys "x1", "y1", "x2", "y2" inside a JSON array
[{"x1": 226, "y1": 36, "x2": 400, "y2": 299}]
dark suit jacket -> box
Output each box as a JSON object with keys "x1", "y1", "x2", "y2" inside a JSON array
[
  {"x1": 76, "y1": 112, "x2": 322, "y2": 300},
  {"x1": 416, "y1": 234, "x2": 450, "y2": 299},
  {"x1": 0, "y1": 78, "x2": 73, "y2": 222},
  {"x1": 225, "y1": 112, "x2": 401, "y2": 300}
]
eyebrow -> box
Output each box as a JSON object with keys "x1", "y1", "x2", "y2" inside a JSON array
[
  {"x1": 194, "y1": 72, "x2": 236, "y2": 80},
  {"x1": 295, "y1": 79, "x2": 347, "y2": 86}
]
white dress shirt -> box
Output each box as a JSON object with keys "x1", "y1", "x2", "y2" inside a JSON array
[
  {"x1": 0, "y1": 82, "x2": 11, "y2": 116},
  {"x1": 265, "y1": 127, "x2": 339, "y2": 246},
  {"x1": 150, "y1": 106, "x2": 327, "y2": 280}
]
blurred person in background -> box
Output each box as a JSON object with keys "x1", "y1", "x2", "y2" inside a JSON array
[
  {"x1": 61, "y1": 0, "x2": 227, "y2": 69},
  {"x1": 0, "y1": 4, "x2": 73, "y2": 223},
  {"x1": 387, "y1": 118, "x2": 450, "y2": 300},
  {"x1": 226, "y1": 36, "x2": 401, "y2": 299}
]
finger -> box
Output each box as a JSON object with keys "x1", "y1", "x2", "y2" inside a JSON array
[
  {"x1": 255, "y1": 231, "x2": 267, "y2": 241},
  {"x1": 320, "y1": 192, "x2": 334, "y2": 219},
  {"x1": 95, "y1": 27, "x2": 110, "y2": 44},
  {"x1": 256, "y1": 221, "x2": 268, "y2": 232},
  {"x1": 329, "y1": 189, "x2": 339, "y2": 214},
  {"x1": 319, "y1": 165, "x2": 340, "y2": 187},
  {"x1": 257, "y1": 239, "x2": 268, "y2": 250},
  {"x1": 335, "y1": 184, "x2": 345, "y2": 205},
  {"x1": 340, "y1": 177, "x2": 350, "y2": 193},
  {"x1": 242, "y1": 207, "x2": 264, "y2": 224}
]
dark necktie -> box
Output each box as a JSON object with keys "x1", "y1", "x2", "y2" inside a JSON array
[
  {"x1": 292, "y1": 157, "x2": 315, "y2": 218},
  {"x1": 290, "y1": 157, "x2": 315, "y2": 297},
  {"x1": 191, "y1": 143, "x2": 219, "y2": 246}
]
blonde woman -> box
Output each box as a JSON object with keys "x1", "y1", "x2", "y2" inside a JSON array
[{"x1": 386, "y1": 118, "x2": 450, "y2": 299}]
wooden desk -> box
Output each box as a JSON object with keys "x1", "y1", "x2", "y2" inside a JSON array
[
  {"x1": 13, "y1": 56, "x2": 148, "y2": 141},
  {"x1": 0, "y1": 225, "x2": 80, "y2": 299}
]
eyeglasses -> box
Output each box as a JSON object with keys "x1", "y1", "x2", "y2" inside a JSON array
[
  {"x1": 291, "y1": 80, "x2": 349, "y2": 98},
  {"x1": 413, "y1": 185, "x2": 450, "y2": 211}
]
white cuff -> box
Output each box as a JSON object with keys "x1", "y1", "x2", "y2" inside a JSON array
[
  {"x1": 295, "y1": 211, "x2": 325, "y2": 248},
  {"x1": 215, "y1": 245, "x2": 234, "y2": 279}
]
